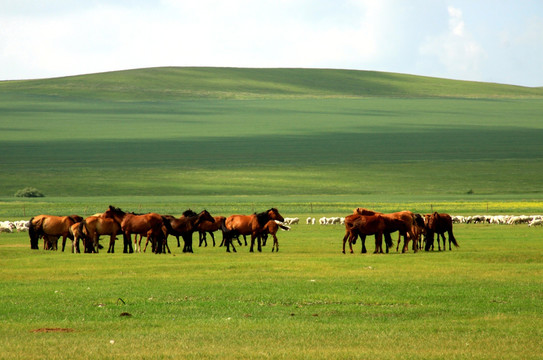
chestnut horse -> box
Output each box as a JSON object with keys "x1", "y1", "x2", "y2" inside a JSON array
[
  {"x1": 354, "y1": 208, "x2": 417, "y2": 253},
  {"x1": 198, "y1": 216, "x2": 226, "y2": 247},
  {"x1": 222, "y1": 208, "x2": 284, "y2": 253},
  {"x1": 80, "y1": 216, "x2": 122, "y2": 253},
  {"x1": 343, "y1": 214, "x2": 393, "y2": 254},
  {"x1": 424, "y1": 212, "x2": 459, "y2": 251},
  {"x1": 261, "y1": 220, "x2": 290, "y2": 252},
  {"x1": 29, "y1": 215, "x2": 82, "y2": 251},
  {"x1": 163, "y1": 209, "x2": 215, "y2": 253},
  {"x1": 103, "y1": 206, "x2": 168, "y2": 254}
]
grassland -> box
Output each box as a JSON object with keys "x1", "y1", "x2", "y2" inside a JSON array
[
  {"x1": 1, "y1": 67, "x2": 543, "y2": 218},
  {"x1": 1, "y1": 224, "x2": 542, "y2": 359}
]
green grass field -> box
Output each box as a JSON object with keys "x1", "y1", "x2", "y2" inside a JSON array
[
  {"x1": 1, "y1": 68, "x2": 543, "y2": 216},
  {"x1": 1, "y1": 224, "x2": 542, "y2": 359}
]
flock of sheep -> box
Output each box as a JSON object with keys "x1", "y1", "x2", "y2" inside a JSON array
[
  {"x1": 452, "y1": 214, "x2": 543, "y2": 226},
  {"x1": 2, "y1": 214, "x2": 543, "y2": 235},
  {"x1": 254, "y1": 215, "x2": 543, "y2": 227},
  {"x1": 0, "y1": 220, "x2": 30, "y2": 233}
]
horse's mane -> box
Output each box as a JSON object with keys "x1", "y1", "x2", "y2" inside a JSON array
[
  {"x1": 108, "y1": 205, "x2": 126, "y2": 216},
  {"x1": 256, "y1": 208, "x2": 275, "y2": 227},
  {"x1": 182, "y1": 209, "x2": 198, "y2": 218}
]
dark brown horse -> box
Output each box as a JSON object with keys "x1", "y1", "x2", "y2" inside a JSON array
[
  {"x1": 103, "y1": 206, "x2": 168, "y2": 254},
  {"x1": 198, "y1": 216, "x2": 226, "y2": 247},
  {"x1": 29, "y1": 215, "x2": 81, "y2": 251},
  {"x1": 354, "y1": 208, "x2": 417, "y2": 253},
  {"x1": 163, "y1": 209, "x2": 215, "y2": 253},
  {"x1": 223, "y1": 208, "x2": 284, "y2": 252},
  {"x1": 424, "y1": 212, "x2": 459, "y2": 251},
  {"x1": 343, "y1": 214, "x2": 393, "y2": 254}
]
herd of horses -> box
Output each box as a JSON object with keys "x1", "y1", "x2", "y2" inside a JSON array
[
  {"x1": 28, "y1": 206, "x2": 286, "y2": 254},
  {"x1": 27, "y1": 206, "x2": 458, "y2": 254},
  {"x1": 342, "y1": 208, "x2": 458, "y2": 254}
]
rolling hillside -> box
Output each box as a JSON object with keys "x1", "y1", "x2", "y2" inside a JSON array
[
  {"x1": 1, "y1": 67, "x2": 542, "y2": 211},
  {"x1": 1, "y1": 67, "x2": 542, "y2": 100}
]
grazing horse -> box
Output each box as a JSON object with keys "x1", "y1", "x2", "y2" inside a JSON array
[
  {"x1": 424, "y1": 212, "x2": 459, "y2": 251},
  {"x1": 223, "y1": 208, "x2": 285, "y2": 253},
  {"x1": 343, "y1": 214, "x2": 393, "y2": 254},
  {"x1": 354, "y1": 208, "x2": 417, "y2": 253},
  {"x1": 343, "y1": 214, "x2": 392, "y2": 254},
  {"x1": 28, "y1": 215, "x2": 81, "y2": 251},
  {"x1": 163, "y1": 210, "x2": 215, "y2": 253},
  {"x1": 261, "y1": 220, "x2": 290, "y2": 252},
  {"x1": 198, "y1": 216, "x2": 226, "y2": 247},
  {"x1": 80, "y1": 216, "x2": 122, "y2": 253},
  {"x1": 103, "y1": 206, "x2": 168, "y2": 254}
]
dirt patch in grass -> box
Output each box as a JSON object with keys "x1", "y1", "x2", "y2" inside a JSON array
[{"x1": 31, "y1": 328, "x2": 75, "y2": 333}]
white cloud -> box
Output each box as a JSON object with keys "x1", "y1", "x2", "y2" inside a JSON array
[
  {"x1": 448, "y1": 6, "x2": 464, "y2": 36},
  {"x1": 0, "y1": 1, "x2": 541, "y2": 86},
  {"x1": 418, "y1": 6, "x2": 486, "y2": 82}
]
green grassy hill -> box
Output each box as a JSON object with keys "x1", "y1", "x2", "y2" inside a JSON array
[
  {"x1": 1, "y1": 67, "x2": 542, "y2": 100},
  {"x1": 1, "y1": 67, "x2": 542, "y2": 217}
]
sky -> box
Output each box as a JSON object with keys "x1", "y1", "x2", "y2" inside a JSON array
[{"x1": 1, "y1": 0, "x2": 542, "y2": 87}]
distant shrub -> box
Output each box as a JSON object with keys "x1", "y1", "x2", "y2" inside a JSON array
[
  {"x1": 15, "y1": 187, "x2": 45, "y2": 198},
  {"x1": 467, "y1": 189, "x2": 474, "y2": 195}
]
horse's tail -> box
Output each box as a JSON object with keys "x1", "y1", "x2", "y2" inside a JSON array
[
  {"x1": 449, "y1": 228, "x2": 459, "y2": 248},
  {"x1": 384, "y1": 232, "x2": 393, "y2": 249},
  {"x1": 274, "y1": 220, "x2": 290, "y2": 231},
  {"x1": 28, "y1": 217, "x2": 39, "y2": 250},
  {"x1": 161, "y1": 216, "x2": 174, "y2": 236},
  {"x1": 220, "y1": 217, "x2": 228, "y2": 233}
]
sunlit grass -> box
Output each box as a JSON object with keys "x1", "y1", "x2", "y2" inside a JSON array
[{"x1": 1, "y1": 223, "x2": 542, "y2": 359}]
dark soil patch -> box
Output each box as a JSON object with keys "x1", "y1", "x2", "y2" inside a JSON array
[{"x1": 31, "y1": 328, "x2": 75, "y2": 333}]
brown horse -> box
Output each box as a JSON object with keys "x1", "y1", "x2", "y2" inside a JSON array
[
  {"x1": 343, "y1": 214, "x2": 393, "y2": 254},
  {"x1": 80, "y1": 216, "x2": 122, "y2": 253},
  {"x1": 354, "y1": 208, "x2": 417, "y2": 253},
  {"x1": 103, "y1": 206, "x2": 168, "y2": 254},
  {"x1": 163, "y1": 209, "x2": 215, "y2": 253},
  {"x1": 198, "y1": 216, "x2": 226, "y2": 247},
  {"x1": 69, "y1": 222, "x2": 86, "y2": 253},
  {"x1": 29, "y1": 215, "x2": 81, "y2": 251},
  {"x1": 222, "y1": 208, "x2": 284, "y2": 253},
  {"x1": 261, "y1": 220, "x2": 290, "y2": 252},
  {"x1": 424, "y1": 212, "x2": 459, "y2": 251},
  {"x1": 403, "y1": 213, "x2": 426, "y2": 251}
]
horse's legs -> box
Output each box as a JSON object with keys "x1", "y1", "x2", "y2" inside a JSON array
[
  {"x1": 123, "y1": 232, "x2": 132, "y2": 253},
  {"x1": 249, "y1": 234, "x2": 255, "y2": 252},
  {"x1": 395, "y1": 232, "x2": 401, "y2": 252},
  {"x1": 271, "y1": 234, "x2": 278, "y2": 252},
  {"x1": 361, "y1": 234, "x2": 367, "y2": 253},
  {"x1": 199, "y1": 231, "x2": 206, "y2": 247},
  {"x1": 133, "y1": 234, "x2": 139, "y2": 253},
  {"x1": 210, "y1": 232, "x2": 216, "y2": 247},
  {"x1": 342, "y1": 231, "x2": 349, "y2": 254},
  {"x1": 108, "y1": 235, "x2": 115, "y2": 253},
  {"x1": 374, "y1": 233, "x2": 383, "y2": 254}
]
